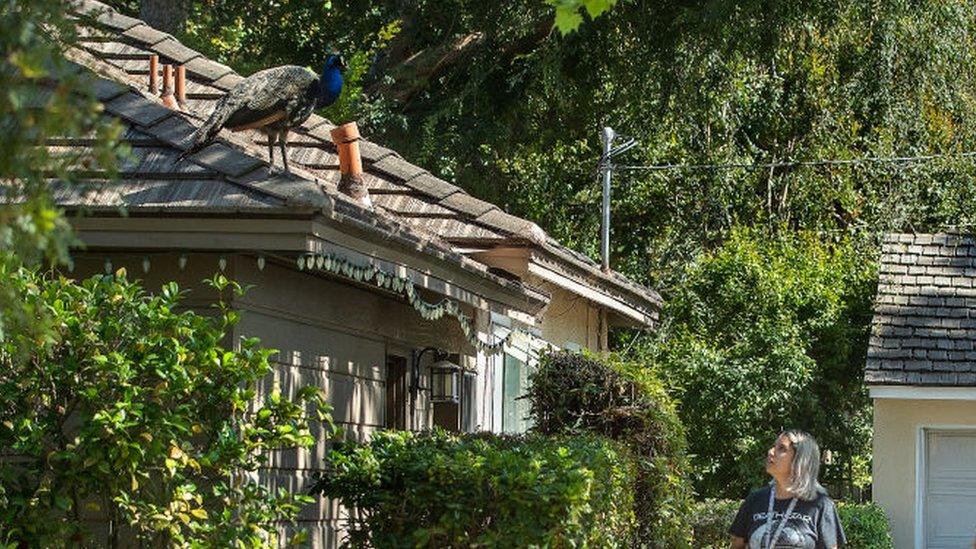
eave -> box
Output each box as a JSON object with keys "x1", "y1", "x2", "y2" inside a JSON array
[{"x1": 67, "y1": 210, "x2": 550, "y2": 318}]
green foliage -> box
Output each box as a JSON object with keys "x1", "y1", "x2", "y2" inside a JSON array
[
  {"x1": 547, "y1": 0, "x2": 617, "y2": 35},
  {"x1": 688, "y1": 499, "x2": 741, "y2": 548},
  {"x1": 186, "y1": 0, "x2": 976, "y2": 273},
  {"x1": 0, "y1": 0, "x2": 124, "y2": 343},
  {"x1": 837, "y1": 501, "x2": 896, "y2": 549},
  {"x1": 312, "y1": 429, "x2": 636, "y2": 548},
  {"x1": 650, "y1": 227, "x2": 876, "y2": 498},
  {"x1": 0, "y1": 269, "x2": 335, "y2": 547},
  {"x1": 527, "y1": 351, "x2": 694, "y2": 547},
  {"x1": 689, "y1": 498, "x2": 894, "y2": 549}
]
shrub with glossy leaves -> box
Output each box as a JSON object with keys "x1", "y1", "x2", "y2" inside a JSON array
[
  {"x1": 527, "y1": 350, "x2": 694, "y2": 547},
  {"x1": 0, "y1": 268, "x2": 335, "y2": 547},
  {"x1": 312, "y1": 429, "x2": 637, "y2": 547}
]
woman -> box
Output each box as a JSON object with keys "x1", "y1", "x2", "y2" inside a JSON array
[{"x1": 729, "y1": 430, "x2": 846, "y2": 549}]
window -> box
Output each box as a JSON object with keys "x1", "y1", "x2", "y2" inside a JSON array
[
  {"x1": 489, "y1": 312, "x2": 546, "y2": 434},
  {"x1": 501, "y1": 353, "x2": 533, "y2": 433}
]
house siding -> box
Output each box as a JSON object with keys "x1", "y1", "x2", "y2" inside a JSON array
[
  {"x1": 231, "y1": 256, "x2": 487, "y2": 545},
  {"x1": 534, "y1": 283, "x2": 602, "y2": 351},
  {"x1": 873, "y1": 397, "x2": 976, "y2": 549}
]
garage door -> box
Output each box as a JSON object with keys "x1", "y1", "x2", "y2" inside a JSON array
[{"x1": 925, "y1": 430, "x2": 976, "y2": 548}]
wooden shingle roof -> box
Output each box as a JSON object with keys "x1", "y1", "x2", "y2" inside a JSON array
[
  {"x1": 867, "y1": 233, "x2": 976, "y2": 386},
  {"x1": 55, "y1": 0, "x2": 662, "y2": 322}
]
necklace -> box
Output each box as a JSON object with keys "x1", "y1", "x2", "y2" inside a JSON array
[{"x1": 763, "y1": 481, "x2": 797, "y2": 549}]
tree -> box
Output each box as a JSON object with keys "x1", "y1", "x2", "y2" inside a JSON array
[
  {"x1": 0, "y1": 270, "x2": 334, "y2": 546},
  {"x1": 139, "y1": 0, "x2": 189, "y2": 34},
  {"x1": 170, "y1": 0, "x2": 976, "y2": 279},
  {"x1": 1, "y1": 0, "x2": 124, "y2": 354},
  {"x1": 647, "y1": 227, "x2": 876, "y2": 498}
]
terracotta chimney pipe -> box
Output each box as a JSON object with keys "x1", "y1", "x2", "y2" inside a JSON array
[
  {"x1": 331, "y1": 122, "x2": 363, "y2": 176},
  {"x1": 330, "y1": 122, "x2": 371, "y2": 208},
  {"x1": 148, "y1": 54, "x2": 158, "y2": 94},
  {"x1": 174, "y1": 65, "x2": 187, "y2": 111},
  {"x1": 160, "y1": 64, "x2": 178, "y2": 109}
]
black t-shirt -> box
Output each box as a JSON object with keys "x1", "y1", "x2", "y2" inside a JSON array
[{"x1": 729, "y1": 485, "x2": 846, "y2": 549}]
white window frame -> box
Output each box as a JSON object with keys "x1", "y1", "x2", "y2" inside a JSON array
[
  {"x1": 488, "y1": 312, "x2": 550, "y2": 434},
  {"x1": 914, "y1": 424, "x2": 976, "y2": 549}
]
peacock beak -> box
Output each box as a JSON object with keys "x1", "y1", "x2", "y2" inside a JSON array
[{"x1": 336, "y1": 55, "x2": 346, "y2": 71}]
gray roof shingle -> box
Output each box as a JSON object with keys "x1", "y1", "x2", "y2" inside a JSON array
[
  {"x1": 186, "y1": 143, "x2": 266, "y2": 178},
  {"x1": 121, "y1": 24, "x2": 170, "y2": 46},
  {"x1": 868, "y1": 233, "x2": 976, "y2": 387},
  {"x1": 103, "y1": 92, "x2": 173, "y2": 126}
]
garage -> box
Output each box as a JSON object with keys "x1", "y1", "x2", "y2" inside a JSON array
[{"x1": 868, "y1": 234, "x2": 976, "y2": 548}]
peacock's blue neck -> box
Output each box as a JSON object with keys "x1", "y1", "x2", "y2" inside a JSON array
[{"x1": 318, "y1": 67, "x2": 343, "y2": 106}]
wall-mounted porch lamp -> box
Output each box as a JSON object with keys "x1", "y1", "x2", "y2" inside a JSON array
[
  {"x1": 411, "y1": 347, "x2": 440, "y2": 398},
  {"x1": 410, "y1": 347, "x2": 464, "y2": 430},
  {"x1": 429, "y1": 357, "x2": 462, "y2": 403}
]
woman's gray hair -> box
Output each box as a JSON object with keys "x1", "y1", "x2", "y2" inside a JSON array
[{"x1": 783, "y1": 429, "x2": 823, "y2": 501}]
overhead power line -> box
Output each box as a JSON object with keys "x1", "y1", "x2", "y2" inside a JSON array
[{"x1": 614, "y1": 150, "x2": 976, "y2": 172}]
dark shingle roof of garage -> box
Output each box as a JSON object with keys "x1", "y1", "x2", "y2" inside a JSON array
[{"x1": 867, "y1": 233, "x2": 976, "y2": 386}]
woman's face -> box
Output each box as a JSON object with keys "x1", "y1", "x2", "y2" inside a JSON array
[{"x1": 765, "y1": 434, "x2": 795, "y2": 481}]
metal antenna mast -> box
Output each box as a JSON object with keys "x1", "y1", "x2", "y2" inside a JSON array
[{"x1": 599, "y1": 127, "x2": 636, "y2": 273}]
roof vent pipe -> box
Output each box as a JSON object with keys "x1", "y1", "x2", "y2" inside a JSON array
[
  {"x1": 148, "y1": 54, "x2": 158, "y2": 94},
  {"x1": 330, "y1": 122, "x2": 372, "y2": 209},
  {"x1": 174, "y1": 65, "x2": 187, "y2": 111},
  {"x1": 160, "y1": 64, "x2": 178, "y2": 109}
]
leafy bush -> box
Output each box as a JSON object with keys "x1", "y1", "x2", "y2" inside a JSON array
[
  {"x1": 0, "y1": 269, "x2": 335, "y2": 546},
  {"x1": 312, "y1": 429, "x2": 637, "y2": 547},
  {"x1": 690, "y1": 499, "x2": 894, "y2": 549},
  {"x1": 650, "y1": 228, "x2": 877, "y2": 498},
  {"x1": 689, "y1": 499, "x2": 741, "y2": 547},
  {"x1": 527, "y1": 351, "x2": 694, "y2": 547},
  {"x1": 837, "y1": 501, "x2": 896, "y2": 549}
]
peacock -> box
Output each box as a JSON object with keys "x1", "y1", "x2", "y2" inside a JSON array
[{"x1": 179, "y1": 54, "x2": 345, "y2": 173}]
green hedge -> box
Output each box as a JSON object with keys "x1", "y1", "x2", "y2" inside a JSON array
[
  {"x1": 527, "y1": 351, "x2": 694, "y2": 547},
  {"x1": 691, "y1": 498, "x2": 894, "y2": 548},
  {"x1": 837, "y1": 502, "x2": 896, "y2": 549},
  {"x1": 689, "y1": 499, "x2": 741, "y2": 547},
  {"x1": 312, "y1": 429, "x2": 637, "y2": 547}
]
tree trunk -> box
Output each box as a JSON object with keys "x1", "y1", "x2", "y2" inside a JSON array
[{"x1": 139, "y1": 0, "x2": 188, "y2": 35}]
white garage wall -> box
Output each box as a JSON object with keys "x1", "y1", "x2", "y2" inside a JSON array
[{"x1": 873, "y1": 397, "x2": 976, "y2": 549}]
